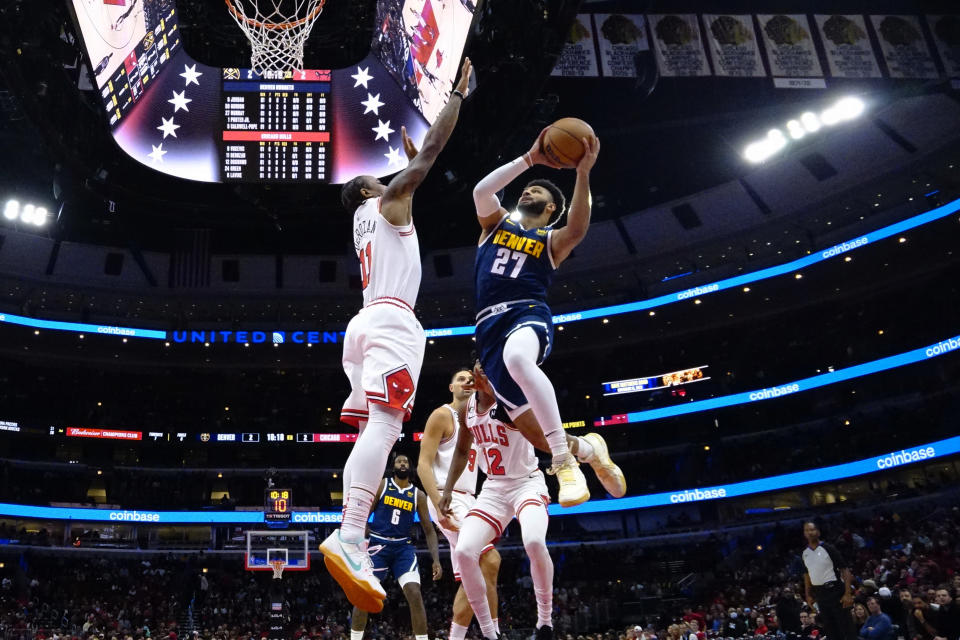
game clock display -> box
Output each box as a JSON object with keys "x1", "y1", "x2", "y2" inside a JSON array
[{"x1": 264, "y1": 489, "x2": 292, "y2": 523}]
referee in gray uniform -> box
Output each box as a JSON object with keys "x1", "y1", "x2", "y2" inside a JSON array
[{"x1": 802, "y1": 521, "x2": 854, "y2": 640}]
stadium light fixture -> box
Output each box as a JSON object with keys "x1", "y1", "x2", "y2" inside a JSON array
[
  {"x1": 20, "y1": 204, "x2": 34, "y2": 224},
  {"x1": 744, "y1": 96, "x2": 866, "y2": 164},
  {"x1": 3, "y1": 200, "x2": 18, "y2": 220}
]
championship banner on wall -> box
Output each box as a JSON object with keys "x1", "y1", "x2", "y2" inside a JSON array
[
  {"x1": 551, "y1": 14, "x2": 599, "y2": 77},
  {"x1": 757, "y1": 14, "x2": 824, "y2": 77},
  {"x1": 815, "y1": 14, "x2": 881, "y2": 78},
  {"x1": 927, "y1": 16, "x2": 960, "y2": 77},
  {"x1": 703, "y1": 14, "x2": 765, "y2": 77},
  {"x1": 649, "y1": 14, "x2": 711, "y2": 76},
  {"x1": 595, "y1": 14, "x2": 649, "y2": 78},
  {"x1": 870, "y1": 15, "x2": 938, "y2": 78}
]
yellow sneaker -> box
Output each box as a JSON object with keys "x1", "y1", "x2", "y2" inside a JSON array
[
  {"x1": 582, "y1": 432, "x2": 627, "y2": 498},
  {"x1": 548, "y1": 456, "x2": 590, "y2": 507}
]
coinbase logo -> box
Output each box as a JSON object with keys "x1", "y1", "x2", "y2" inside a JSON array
[
  {"x1": 272, "y1": 332, "x2": 285, "y2": 344},
  {"x1": 876, "y1": 446, "x2": 936, "y2": 469},
  {"x1": 669, "y1": 487, "x2": 727, "y2": 503},
  {"x1": 109, "y1": 510, "x2": 160, "y2": 522}
]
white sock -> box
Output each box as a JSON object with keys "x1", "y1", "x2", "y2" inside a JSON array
[
  {"x1": 454, "y1": 517, "x2": 498, "y2": 639},
  {"x1": 502, "y1": 327, "x2": 571, "y2": 460},
  {"x1": 519, "y1": 505, "x2": 553, "y2": 629},
  {"x1": 350, "y1": 630, "x2": 364, "y2": 640},
  {"x1": 449, "y1": 623, "x2": 469, "y2": 640},
  {"x1": 494, "y1": 618, "x2": 500, "y2": 634},
  {"x1": 573, "y1": 436, "x2": 594, "y2": 462},
  {"x1": 340, "y1": 406, "x2": 403, "y2": 540},
  {"x1": 415, "y1": 635, "x2": 428, "y2": 640}
]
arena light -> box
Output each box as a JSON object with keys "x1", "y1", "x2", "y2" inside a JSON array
[
  {"x1": 3, "y1": 200, "x2": 18, "y2": 220},
  {"x1": 743, "y1": 96, "x2": 866, "y2": 163},
  {"x1": 19, "y1": 204, "x2": 34, "y2": 224}
]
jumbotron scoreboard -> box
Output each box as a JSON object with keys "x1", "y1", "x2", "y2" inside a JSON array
[
  {"x1": 67, "y1": 0, "x2": 477, "y2": 184},
  {"x1": 221, "y1": 69, "x2": 331, "y2": 181}
]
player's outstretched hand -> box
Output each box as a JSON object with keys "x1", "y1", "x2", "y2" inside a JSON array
[
  {"x1": 432, "y1": 560, "x2": 443, "y2": 581},
  {"x1": 576, "y1": 135, "x2": 600, "y2": 174},
  {"x1": 401, "y1": 126, "x2": 418, "y2": 160},
  {"x1": 526, "y1": 128, "x2": 565, "y2": 169},
  {"x1": 455, "y1": 57, "x2": 472, "y2": 98}
]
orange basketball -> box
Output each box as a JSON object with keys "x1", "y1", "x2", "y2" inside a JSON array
[{"x1": 541, "y1": 117, "x2": 594, "y2": 168}]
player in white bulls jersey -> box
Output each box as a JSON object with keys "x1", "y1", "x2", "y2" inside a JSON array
[
  {"x1": 418, "y1": 369, "x2": 501, "y2": 640},
  {"x1": 440, "y1": 363, "x2": 556, "y2": 640},
  {"x1": 319, "y1": 58, "x2": 473, "y2": 614}
]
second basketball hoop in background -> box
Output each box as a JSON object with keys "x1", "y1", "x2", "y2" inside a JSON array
[{"x1": 224, "y1": 0, "x2": 328, "y2": 74}]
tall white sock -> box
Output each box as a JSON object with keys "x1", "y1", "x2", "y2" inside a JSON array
[
  {"x1": 494, "y1": 618, "x2": 500, "y2": 634},
  {"x1": 341, "y1": 419, "x2": 367, "y2": 497},
  {"x1": 519, "y1": 503, "x2": 553, "y2": 629},
  {"x1": 415, "y1": 635, "x2": 428, "y2": 640},
  {"x1": 449, "y1": 623, "x2": 469, "y2": 640},
  {"x1": 502, "y1": 327, "x2": 570, "y2": 460},
  {"x1": 340, "y1": 406, "x2": 403, "y2": 541},
  {"x1": 453, "y1": 516, "x2": 498, "y2": 639},
  {"x1": 350, "y1": 630, "x2": 364, "y2": 640}
]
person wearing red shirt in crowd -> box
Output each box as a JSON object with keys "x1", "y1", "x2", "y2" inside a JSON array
[
  {"x1": 682, "y1": 607, "x2": 707, "y2": 632},
  {"x1": 754, "y1": 615, "x2": 770, "y2": 636}
]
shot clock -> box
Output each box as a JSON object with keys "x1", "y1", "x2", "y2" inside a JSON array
[{"x1": 264, "y1": 488, "x2": 292, "y2": 523}]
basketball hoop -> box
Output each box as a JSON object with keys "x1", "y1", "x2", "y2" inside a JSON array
[
  {"x1": 225, "y1": 0, "x2": 327, "y2": 74},
  {"x1": 269, "y1": 559, "x2": 286, "y2": 579}
]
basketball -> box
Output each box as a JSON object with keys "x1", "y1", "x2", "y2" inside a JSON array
[{"x1": 541, "y1": 117, "x2": 595, "y2": 167}]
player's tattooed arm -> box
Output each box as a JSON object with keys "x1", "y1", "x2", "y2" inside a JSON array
[
  {"x1": 439, "y1": 420, "x2": 475, "y2": 517},
  {"x1": 549, "y1": 135, "x2": 600, "y2": 266},
  {"x1": 416, "y1": 489, "x2": 443, "y2": 580},
  {"x1": 381, "y1": 58, "x2": 472, "y2": 226}
]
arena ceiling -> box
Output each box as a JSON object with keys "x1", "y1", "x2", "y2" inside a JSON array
[{"x1": 0, "y1": 0, "x2": 957, "y2": 262}]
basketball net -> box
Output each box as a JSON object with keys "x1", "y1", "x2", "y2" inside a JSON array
[
  {"x1": 225, "y1": 0, "x2": 327, "y2": 74},
  {"x1": 269, "y1": 559, "x2": 286, "y2": 579}
]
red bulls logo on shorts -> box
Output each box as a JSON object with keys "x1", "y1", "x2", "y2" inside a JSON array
[{"x1": 368, "y1": 366, "x2": 416, "y2": 413}]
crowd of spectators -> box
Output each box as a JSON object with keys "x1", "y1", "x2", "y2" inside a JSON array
[{"x1": 0, "y1": 495, "x2": 957, "y2": 640}]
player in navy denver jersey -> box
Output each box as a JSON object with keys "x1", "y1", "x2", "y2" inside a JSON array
[
  {"x1": 349, "y1": 454, "x2": 442, "y2": 640},
  {"x1": 472, "y1": 129, "x2": 627, "y2": 509}
]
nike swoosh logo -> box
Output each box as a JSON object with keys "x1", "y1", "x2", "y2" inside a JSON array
[{"x1": 336, "y1": 536, "x2": 364, "y2": 572}]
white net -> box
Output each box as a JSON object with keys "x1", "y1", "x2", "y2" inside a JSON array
[{"x1": 225, "y1": 0, "x2": 327, "y2": 74}]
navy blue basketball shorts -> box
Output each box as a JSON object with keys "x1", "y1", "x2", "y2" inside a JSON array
[{"x1": 475, "y1": 302, "x2": 554, "y2": 414}]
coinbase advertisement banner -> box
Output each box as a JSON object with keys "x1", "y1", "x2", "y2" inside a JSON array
[{"x1": 0, "y1": 436, "x2": 956, "y2": 523}]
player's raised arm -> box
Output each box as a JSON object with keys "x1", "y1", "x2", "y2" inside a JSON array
[
  {"x1": 380, "y1": 57, "x2": 473, "y2": 227},
  {"x1": 548, "y1": 135, "x2": 599, "y2": 266},
  {"x1": 415, "y1": 489, "x2": 443, "y2": 581},
  {"x1": 417, "y1": 407, "x2": 452, "y2": 511}
]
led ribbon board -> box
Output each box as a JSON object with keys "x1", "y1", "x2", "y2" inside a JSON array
[
  {"x1": 0, "y1": 436, "x2": 957, "y2": 524},
  {"x1": 423, "y1": 195, "x2": 960, "y2": 337},
  {"x1": 595, "y1": 333, "x2": 960, "y2": 426},
  {"x1": 1, "y1": 197, "x2": 958, "y2": 341}
]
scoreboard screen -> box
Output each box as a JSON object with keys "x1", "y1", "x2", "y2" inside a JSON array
[
  {"x1": 265, "y1": 488, "x2": 292, "y2": 523},
  {"x1": 68, "y1": 0, "x2": 475, "y2": 184},
  {"x1": 221, "y1": 69, "x2": 332, "y2": 181}
]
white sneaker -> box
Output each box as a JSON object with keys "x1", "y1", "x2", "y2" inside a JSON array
[
  {"x1": 582, "y1": 432, "x2": 627, "y2": 498},
  {"x1": 319, "y1": 529, "x2": 385, "y2": 612},
  {"x1": 547, "y1": 455, "x2": 590, "y2": 507}
]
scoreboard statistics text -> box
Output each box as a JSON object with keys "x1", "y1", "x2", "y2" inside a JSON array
[{"x1": 221, "y1": 69, "x2": 332, "y2": 182}]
